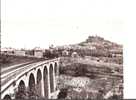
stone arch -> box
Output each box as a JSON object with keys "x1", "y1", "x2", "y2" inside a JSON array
[
  {"x1": 15, "y1": 80, "x2": 26, "y2": 99},
  {"x1": 43, "y1": 66, "x2": 48, "y2": 98},
  {"x1": 28, "y1": 73, "x2": 36, "y2": 99},
  {"x1": 49, "y1": 64, "x2": 54, "y2": 92},
  {"x1": 3, "y1": 94, "x2": 11, "y2": 100},
  {"x1": 36, "y1": 69, "x2": 42, "y2": 97}
]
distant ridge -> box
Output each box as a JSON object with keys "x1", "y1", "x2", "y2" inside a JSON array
[{"x1": 55, "y1": 35, "x2": 122, "y2": 51}]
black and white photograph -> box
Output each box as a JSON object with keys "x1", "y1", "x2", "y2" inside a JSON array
[{"x1": 0, "y1": 0, "x2": 136, "y2": 99}]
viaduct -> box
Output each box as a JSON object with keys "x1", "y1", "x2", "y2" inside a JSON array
[{"x1": 1, "y1": 58, "x2": 60, "y2": 99}]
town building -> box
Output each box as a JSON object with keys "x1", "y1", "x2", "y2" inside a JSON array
[
  {"x1": 14, "y1": 50, "x2": 26, "y2": 56},
  {"x1": 34, "y1": 50, "x2": 43, "y2": 58}
]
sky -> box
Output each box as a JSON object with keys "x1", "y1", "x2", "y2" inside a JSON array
[{"x1": 1, "y1": 0, "x2": 127, "y2": 49}]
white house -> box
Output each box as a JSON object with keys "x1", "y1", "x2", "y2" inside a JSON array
[
  {"x1": 71, "y1": 52, "x2": 79, "y2": 58},
  {"x1": 34, "y1": 50, "x2": 43, "y2": 58},
  {"x1": 14, "y1": 50, "x2": 26, "y2": 56}
]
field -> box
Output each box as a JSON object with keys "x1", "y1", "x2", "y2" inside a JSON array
[
  {"x1": 0, "y1": 54, "x2": 46, "y2": 68},
  {"x1": 57, "y1": 56, "x2": 123, "y2": 99}
]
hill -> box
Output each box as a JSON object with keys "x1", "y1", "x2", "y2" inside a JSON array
[{"x1": 55, "y1": 35, "x2": 123, "y2": 59}]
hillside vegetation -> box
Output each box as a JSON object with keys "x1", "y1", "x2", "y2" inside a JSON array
[{"x1": 57, "y1": 36, "x2": 123, "y2": 99}]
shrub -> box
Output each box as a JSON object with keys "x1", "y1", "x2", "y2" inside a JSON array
[{"x1": 0, "y1": 54, "x2": 11, "y2": 64}]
